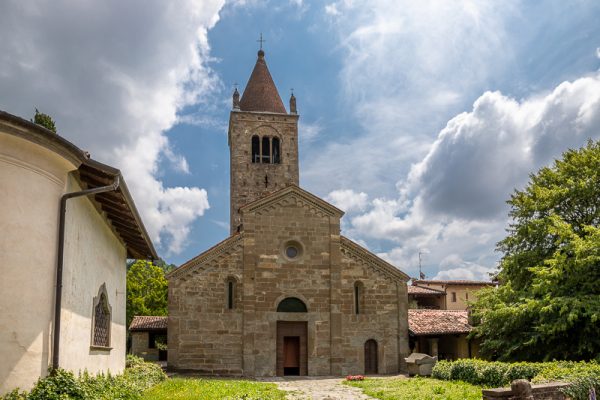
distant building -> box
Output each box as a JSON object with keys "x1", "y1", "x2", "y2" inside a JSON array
[
  {"x1": 129, "y1": 316, "x2": 168, "y2": 362},
  {"x1": 0, "y1": 110, "x2": 157, "y2": 394},
  {"x1": 411, "y1": 280, "x2": 495, "y2": 310},
  {"x1": 407, "y1": 279, "x2": 494, "y2": 360}
]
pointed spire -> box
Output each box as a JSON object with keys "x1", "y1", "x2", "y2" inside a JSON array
[
  {"x1": 232, "y1": 87, "x2": 240, "y2": 110},
  {"x1": 239, "y1": 50, "x2": 287, "y2": 114},
  {"x1": 289, "y1": 90, "x2": 297, "y2": 114}
]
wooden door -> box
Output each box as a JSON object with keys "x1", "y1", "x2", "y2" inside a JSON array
[
  {"x1": 283, "y1": 336, "x2": 300, "y2": 373},
  {"x1": 364, "y1": 339, "x2": 378, "y2": 374},
  {"x1": 276, "y1": 321, "x2": 307, "y2": 376}
]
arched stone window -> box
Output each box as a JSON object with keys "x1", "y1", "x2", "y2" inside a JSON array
[
  {"x1": 251, "y1": 135, "x2": 281, "y2": 164},
  {"x1": 252, "y1": 135, "x2": 260, "y2": 163},
  {"x1": 354, "y1": 281, "x2": 364, "y2": 315},
  {"x1": 225, "y1": 277, "x2": 237, "y2": 310},
  {"x1": 277, "y1": 297, "x2": 307, "y2": 313},
  {"x1": 91, "y1": 283, "x2": 111, "y2": 348}
]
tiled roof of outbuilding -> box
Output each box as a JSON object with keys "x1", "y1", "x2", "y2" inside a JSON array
[
  {"x1": 408, "y1": 285, "x2": 445, "y2": 295},
  {"x1": 408, "y1": 309, "x2": 471, "y2": 336},
  {"x1": 239, "y1": 50, "x2": 287, "y2": 114},
  {"x1": 129, "y1": 316, "x2": 167, "y2": 331}
]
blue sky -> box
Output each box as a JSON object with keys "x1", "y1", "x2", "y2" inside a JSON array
[{"x1": 1, "y1": 0, "x2": 600, "y2": 279}]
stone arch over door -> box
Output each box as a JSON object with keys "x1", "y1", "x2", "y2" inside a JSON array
[{"x1": 364, "y1": 339, "x2": 378, "y2": 374}]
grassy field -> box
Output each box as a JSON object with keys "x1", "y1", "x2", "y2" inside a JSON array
[
  {"x1": 143, "y1": 377, "x2": 287, "y2": 400},
  {"x1": 345, "y1": 376, "x2": 482, "y2": 400}
]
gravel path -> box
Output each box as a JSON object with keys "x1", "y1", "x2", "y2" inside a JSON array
[{"x1": 260, "y1": 376, "x2": 376, "y2": 400}]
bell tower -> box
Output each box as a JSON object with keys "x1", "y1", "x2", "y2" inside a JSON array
[{"x1": 228, "y1": 49, "x2": 299, "y2": 233}]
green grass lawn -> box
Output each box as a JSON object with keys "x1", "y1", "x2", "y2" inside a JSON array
[
  {"x1": 345, "y1": 376, "x2": 482, "y2": 400},
  {"x1": 143, "y1": 377, "x2": 287, "y2": 400}
]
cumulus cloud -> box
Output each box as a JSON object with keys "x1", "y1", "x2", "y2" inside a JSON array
[
  {"x1": 325, "y1": 189, "x2": 368, "y2": 213},
  {"x1": 349, "y1": 73, "x2": 600, "y2": 278},
  {"x1": 0, "y1": 0, "x2": 226, "y2": 254}
]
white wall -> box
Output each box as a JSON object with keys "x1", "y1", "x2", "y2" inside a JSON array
[
  {"x1": 59, "y1": 175, "x2": 127, "y2": 376},
  {"x1": 0, "y1": 134, "x2": 73, "y2": 393},
  {"x1": 0, "y1": 131, "x2": 127, "y2": 394}
]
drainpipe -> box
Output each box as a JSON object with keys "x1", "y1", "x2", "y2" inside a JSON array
[{"x1": 52, "y1": 176, "x2": 120, "y2": 370}]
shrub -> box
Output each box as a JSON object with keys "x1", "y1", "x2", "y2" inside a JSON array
[
  {"x1": 431, "y1": 359, "x2": 600, "y2": 399},
  {"x1": 0, "y1": 357, "x2": 166, "y2": 400},
  {"x1": 345, "y1": 375, "x2": 365, "y2": 381}
]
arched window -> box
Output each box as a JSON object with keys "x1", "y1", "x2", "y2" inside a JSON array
[
  {"x1": 354, "y1": 281, "x2": 364, "y2": 315},
  {"x1": 262, "y1": 136, "x2": 271, "y2": 163},
  {"x1": 252, "y1": 135, "x2": 260, "y2": 163},
  {"x1": 226, "y1": 277, "x2": 237, "y2": 310},
  {"x1": 272, "y1": 137, "x2": 280, "y2": 164},
  {"x1": 277, "y1": 297, "x2": 307, "y2": 313},
  {"x1": 91, "y1": 284, "x2": 111, "y2": 348}
]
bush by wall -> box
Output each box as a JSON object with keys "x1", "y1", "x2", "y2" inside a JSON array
[
  {"x1": 1, "y1": 355, "x2": 166, "y2": 400},
  {"x1": 432, "y1": 359, "x2": 599, "y2": 400}
]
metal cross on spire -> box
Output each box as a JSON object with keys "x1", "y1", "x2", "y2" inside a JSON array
[{"x1": 257, "y1": 33, "x2": 266, "y2": 50}]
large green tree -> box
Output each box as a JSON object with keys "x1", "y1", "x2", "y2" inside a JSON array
[
  {"x1": 126, "y1": 260, "x2": 168, "y2": 328},
  {"x1": 471, "y1": 140, "x2": 600, "y2": 362}
]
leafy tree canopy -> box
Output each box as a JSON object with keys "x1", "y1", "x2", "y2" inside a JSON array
[
  {"x1": 32, "y1": 108, "x2": 57, "y2": 133},
  {"x1": 126, "y1": 260, "x2": 168, "y2": 328},
  {"x1": 471, "y1": 140, "x2": 600, "y2": 362}
]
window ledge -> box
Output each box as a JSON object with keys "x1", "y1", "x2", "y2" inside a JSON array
[{"x1": 90, "y1": 345, "x2": 113, "y2": 352}]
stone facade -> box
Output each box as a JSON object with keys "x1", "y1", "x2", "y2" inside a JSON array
[{"x1": 167, "y1": 50, "x2": 411, "y2": 377}]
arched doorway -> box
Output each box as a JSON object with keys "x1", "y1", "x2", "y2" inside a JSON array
[
  {"x1": 276, "y1": 297, "x2": 308, "y2": 376},
  {"x1": 364, "y1": 339, "x2": 378, "y2": 374}
]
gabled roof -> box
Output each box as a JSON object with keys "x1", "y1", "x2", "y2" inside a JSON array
[
  {"x1": 129, "y1": 316, "x2": 167, "y2": 331},
  {"x1": 240, "y1": 184, "x2": 344, "y2": 218},
  {"x1": 408, "y1": 285, "x2": 445, "y2": 295},
  {"x1": 166, "y1": 233, "x2": 243, "y2": 280},
  {"x1": 340, "y1": 236, "x2": 410, "y2": 282},
  {"x1": 413, "y1": 279, "x2": 495, "y2": 287},
  {"x1": 0, "y1": 110, "x2": 157, "y2": 260},
  {"x1": 408, "y1": 310, "x2": 471, "y2": 336},
  {"x1": 239, "y1": 50, "x2": 287, "y2": 114}
]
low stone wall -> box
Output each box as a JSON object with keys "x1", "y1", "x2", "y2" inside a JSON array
[{"x1": 482, "y1": 380, "x2": 570, "y2": 400}]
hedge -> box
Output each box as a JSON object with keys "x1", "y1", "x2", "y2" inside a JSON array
[
  {"x1": 431, "y1": 359, "x2": 600, "y2": 400},
  {"x1": 1, "y1": 355, "x2": 166, "y2": 400}
]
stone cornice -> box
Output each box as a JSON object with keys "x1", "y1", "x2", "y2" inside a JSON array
[
  {"x1": 340, "y1": 236, "x2": 410, "y2": 282},
  {"x1": 167, "y1": 234, "x2": 244, "y2": 281}
]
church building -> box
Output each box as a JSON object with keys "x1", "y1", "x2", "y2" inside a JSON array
[{"x1": 167, "y1": 49, "x2": 411, "y2": 376}]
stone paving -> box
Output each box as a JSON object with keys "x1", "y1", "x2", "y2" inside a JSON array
[{"x1": 259, "y1": 376, "x2": 378, "y2": 400}]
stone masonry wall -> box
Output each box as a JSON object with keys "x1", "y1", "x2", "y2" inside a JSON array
[
  {"x1": 241, "y1": 194, "x2": 333, "y2": 376},
  {"x1": 168, "y1": 238, "x2": 244, "y2": 374},
  {"x1": 339, "y1": 254, "x2": 408, "y2": 375},
  {"x1": 228, "y1": 111, "x2": 299, "y2": 233}
]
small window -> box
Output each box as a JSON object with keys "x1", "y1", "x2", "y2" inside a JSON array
[
  {"x1": 262, "y1": 136, "x2": 271, "y2": 163},
  {"x1": 354, "y1": 281, "x2": 364, "y2": 315},
  {"x1": 286, "y1": 245, "x2": 298, "y2": 259},
  {"x1": 277, "y1": 297, "x2": 307, "y2": 312},
  {"x1": 252, "y1": 135, "x2": 260, "y2": 163},
  {"x1": 465, "y1": 292, "x2": 469, "y2": 300},
  {"x1": 226, "y1": 278, "x2": 236, "y2": 310},
  {"x1": 272, "y1": 137, "x2": 280, "y2": 164},
  {"x1": 91, "y1": 284, "x2": 111, "y2": 348},
  {"x1": 451, "y1": 292, "x2": 457, "y2": 302}
]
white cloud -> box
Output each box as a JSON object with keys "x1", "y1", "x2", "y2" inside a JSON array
[
  {"x1": 325, "y1": 4, "x2": 340, "y2": 16},
  {"x1": 325, "y1": 189, "x2": 368, "y2": 213},
  {"x1": 298, "y1": 120, "x2": 323, "y2": 144},
  {"x1": 346, "y1": 72, "x2": 600, "y2": 278},
  {"x1": 0, "y1": 0, "x2": 226, "y2": 255},
  {"x1": 596, "y1": 47, "x2": 600, "y2": 59}
]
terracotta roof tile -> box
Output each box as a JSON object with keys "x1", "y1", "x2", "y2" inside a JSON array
[
  {"x1": 408, "y1": 285, "x2": 445, "y2": 295},
  {"x1": 239, "y1": 50, "x2": 287, "y2": 114},
  {"x1": 129, "y1": 316, "x2": 167, "y2": 331},
  {"x1": 408, "y1": 309, "x2": 472, "y2": 336}
]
